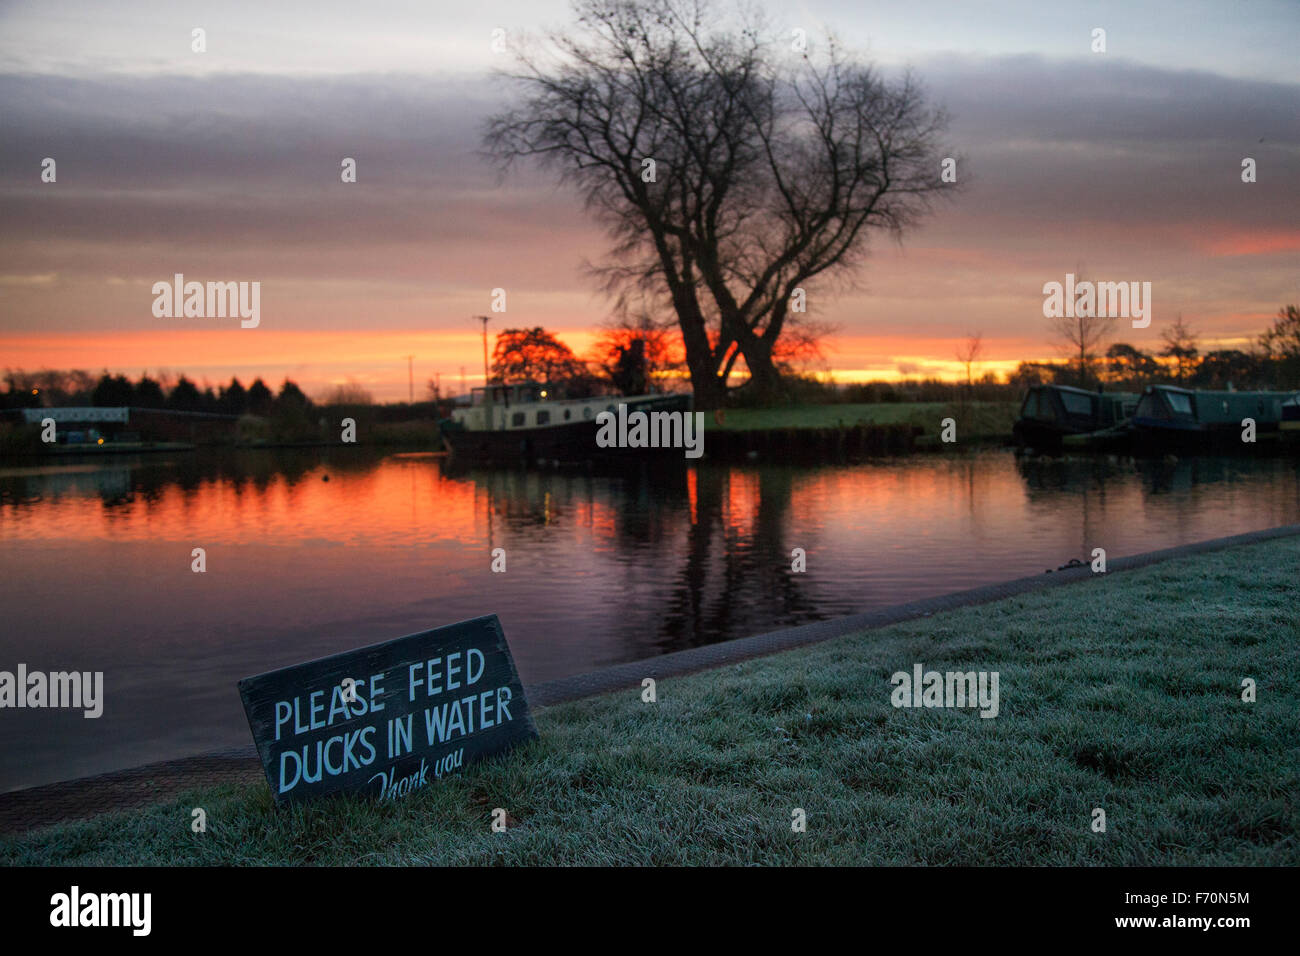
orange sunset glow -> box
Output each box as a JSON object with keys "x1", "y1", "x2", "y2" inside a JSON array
[{"x1": 2, "y1": 0, "x2": 1296, "y2": 401}]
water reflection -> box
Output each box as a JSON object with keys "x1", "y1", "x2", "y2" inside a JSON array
[{"x1": 1, "y1": 447, "x2": 1296, "y2": 789}]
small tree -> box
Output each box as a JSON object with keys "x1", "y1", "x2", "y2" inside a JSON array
[
  {"x1": 592, "y1": 313, "x2": 681, "y2": 395},
  {"x1": 92, "y1": 372, "x2": 135, "y2": 407},
  {"x1": 1259, "y1": 304, "x2": 1300, "y2": 387},
  {"x1": 167, "y1": 376, "x2": 203, "y2": 411},
  {"x1": 1104, "y1": 343, "x2": 1160, "y2": 386},
  {"x1": 1049, "y1": 271, "x2": 1116, "y2": 386},
  {"x1": 134, "y1": 375, "x2": 167, "y2": 408},
  {"x1": 1194, "y1": 349, "x2": 1258, "y2": 389},
  {"x1": 246, "y1": 378, "x2": 274, "y2": 415},
  {"x1": 219, "y1": 377, "x2": 248, "y2": 416},
  {"x1": 320, "y1": 382, "x2": 375, "y2": 406},
  {"x1": 276, "y1": 379, "x2": 313, "y2": 412},
  {"x1": 955, "y1": 332, "x2": 983, "y2": 388},
  {"x1": 491, "y1": 327, "x2": 591, "y2": 386},
  {"x1": 1159, "y1": 315, "x2": 1199, "y2": 383}
]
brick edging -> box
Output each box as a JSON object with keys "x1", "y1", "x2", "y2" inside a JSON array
[{"x1": 3, "y1": 522, "x2": 1298, "y2": 836}]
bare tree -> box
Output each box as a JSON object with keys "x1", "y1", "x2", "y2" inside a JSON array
[
  {"x1": 319, "y1": 382, "x2": 375, "y2": 406},
  {"x1": 1049, "y1": 270, "x2": 1116, "y2": 386},
  {"x1": 1160, "y1": 314, "x2": 1199, "y2": 383},
  {"x1": 955, "y1": 331, "x2": 983, "y2": 388},
  {"x1": 485, "y1": 0, "x2": 953, "y2": 407}
]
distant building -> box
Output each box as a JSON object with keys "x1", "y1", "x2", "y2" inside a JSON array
[{"x1": 9, "y1": 406, "x2": 238, "y2": 444}]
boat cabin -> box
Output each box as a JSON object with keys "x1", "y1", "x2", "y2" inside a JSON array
[
  {"x1": 452, "y1": 383, "x2": 612, "y2": 433},
  {"x1": 1014, "y1": 385, "x2": 1137, "y2": 447},
  {"x1": 1282, "y1": 394, "x2": 1300, "y2": 434},
  {"x1": 1134, "y1": 385, "x2": 1288, "y2": 430}
]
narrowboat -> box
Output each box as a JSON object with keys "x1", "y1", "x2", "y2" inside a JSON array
[
  {"x1": 440, "y1": 382, "x2": 694, "y2": 465},
  {"x1": 1275, "y1": 392, "x2": 1300, "y2": 448},
  {"x1": 1129, "y1": 385, "x2": 1292, "y2": 453},
  {"x1": 1013, "y1": 385, "x2": 1138, "y2": 451}
]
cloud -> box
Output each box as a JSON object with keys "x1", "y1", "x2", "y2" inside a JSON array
[{"x1": 0, "y1": 52, "x2": 1296, "y2": 362}]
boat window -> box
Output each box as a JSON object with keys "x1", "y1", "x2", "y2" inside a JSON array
[
  {"x1": 583, "y1": 407, "x2": 593, "y2": 420},
  {"x1": 1021, "y1": 389, "x2": 1055, "y2": 422},
  {"x1": 564, "y1": 409, "x2": 571, "y2": 421},
  {"x1": 536, "y1": 411, "x2": 550, "y2": 425},
  {"x1": 1136, "y1": 394, "x2": 1166, "y2": 419},
  {"x1": 1060, "y1": 392, "x2": 1094, "y2": 416},
  {"x1": 511, "y1": 412, "x2": 525, "y2": 427},
  {"x1": 1166, "y1": 393, "x2": 1193, "y2": 416}
]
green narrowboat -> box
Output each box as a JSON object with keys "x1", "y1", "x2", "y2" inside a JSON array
[
  {"x1": 1279, "y1": 393, "x2": 1300, "y2": 447},
  {"x1": 1013, "y1": 385, "x2": 1138, "y2": 451},
  {"x1": 1130, "y1": 385, "x2": 1293, "y2": 453}
]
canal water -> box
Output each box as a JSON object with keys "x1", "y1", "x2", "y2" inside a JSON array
[{"x1": 2, "y1": 447, "x2": 1297, "y2": 790}]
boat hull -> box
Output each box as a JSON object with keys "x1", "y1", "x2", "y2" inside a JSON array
[
  {"x1": 1130, "y1": 417, "x2": 1279, "y2": 454},
  {"x1": 1012, "y1": 419, "x2": 1074, "y2": 451}
]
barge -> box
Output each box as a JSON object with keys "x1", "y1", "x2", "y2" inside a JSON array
[{"x1": 440, "y1": 383, "x2": 693, "y2": 466}]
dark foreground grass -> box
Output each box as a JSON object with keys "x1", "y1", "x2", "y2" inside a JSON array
[{"x1": 3, "y1": 537, "x2": 1297, "y2": 865}]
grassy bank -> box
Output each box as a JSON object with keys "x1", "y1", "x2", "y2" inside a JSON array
[
  {"x1": 3, "y1": 536, "x2": 1296, "y2": 865},
  {"x1": 713, "y1": 401, "x2": 1017, "y2": 442}
]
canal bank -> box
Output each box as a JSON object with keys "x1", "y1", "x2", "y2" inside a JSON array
[{"x1": 2, "y1": 522, "x2": 1297, "y2": 862}]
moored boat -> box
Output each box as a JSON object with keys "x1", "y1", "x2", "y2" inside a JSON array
[
  {"x1": 440, "y1": 382, "x2": 694, "y2": 465},
  {"x1": 1013, "y1": 385, "x2": 1138, "y2": 451},
  {"x1": 1129, "y1": 385, "x2": 1292, "y2": 453},
  {"x1": 1277, "y1": 392, "x2": 1300, "y2": 448}
]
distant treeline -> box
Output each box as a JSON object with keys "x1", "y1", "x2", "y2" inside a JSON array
[
  {"x1": 1015, "y1": 304, "x2": 1300, "y2": 392},
  {"x1": 778, "y1": 304, "x2": 1300, "y2": 405},
  {"x1": 1, "y1": 370, "x2": 313, "y2": 416},
  {"x1": 0, "y1": 371, "x2": 453, "y2": 447}
]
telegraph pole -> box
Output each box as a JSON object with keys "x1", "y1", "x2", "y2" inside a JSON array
[
  {"x1": 474, "y1": 315, "x2": 490, "y2": 386},
  {"x1": 405, "y1": 355, "x2": 414, "y2": 404}
]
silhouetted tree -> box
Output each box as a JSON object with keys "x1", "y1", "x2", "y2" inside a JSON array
[
  {"x1": 1259, "y1": 304, "x2": 1300, "y2": 387},
  {"x1": 167, "y1": 376, "x2": 203, "y2": 411},
  {"x1": 134, "y1": 375, "x2": 166, "y2": 408},
  {"x1": 593, "y1": 313, "x2": 681, "y2": 395},
  {"x1": 1105, "y1": 343, "x2": 1160, "y2": 385},
  {"x1": 956, "y1": 332, "x2": 983, "y2": 388},
  {"x1": 219, "y1": 378, "x2": 247, "y2": 415},
  {"x1": 1259, "y1": 304, "x2": 1300, "y2": 359},
  {"x1": 491, "y1": 327, "x2": 591, "y2": 386},
  {"x1": 1159, "y1": 315, "x2": 1199, "y2": 383},
  {"x1": 246, "y1": 378, "x2": 274, "y2": 415},
  {"x1": 610, "y1": 339, "x2": 648, "y2": 395},
  {"x1": 1193, "y1": 350, "x2": 1258, "y2": 389},
  {"x1": 276, "y1": 379, "x2": 312, "y2": 412},
  {"x1": 1009, "y1": 361, "x2": 1067, "y2": 388},
  {"x1": 486, "y1": 0, "x2": 953, "y2": 406},
  {"x1": 319, "y1": 382, "x2": 374, "y2": 406},
  {"x1": 92, "y1": 373, "x2": 134, "y2": 406},
  {"x1": 1048, "y1": 270, "x2": 1116, "y2": 385}
]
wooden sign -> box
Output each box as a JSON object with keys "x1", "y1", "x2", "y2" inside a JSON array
[{"x1": 238, "y1": 615, "x2": 537, "y2": 805}]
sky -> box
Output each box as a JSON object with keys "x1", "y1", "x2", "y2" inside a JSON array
[{"x1": 1, "y1": 0, "x2": 1298, "y2": 400}]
